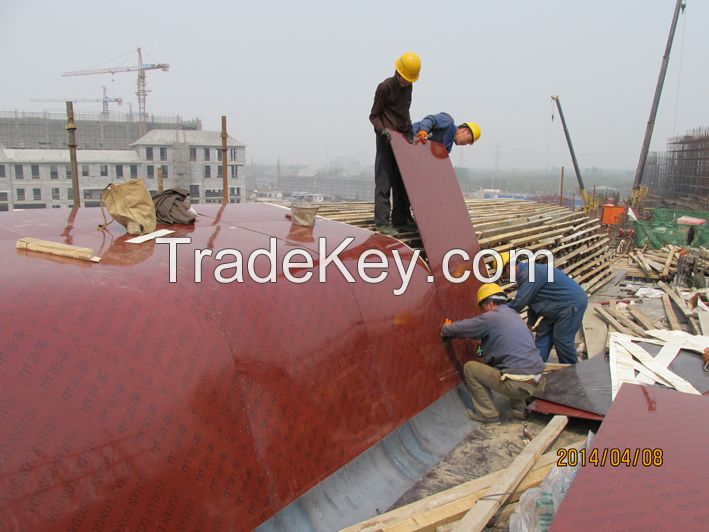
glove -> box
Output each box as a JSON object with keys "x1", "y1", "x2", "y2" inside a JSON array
[
  {"x1": 381, "y1": 129, "x2": 392, "y2": 143},
  {"x1": 443, "y1": 318, "x2": 453, "y2": 326},
  {"x1": 405, "y1": 129, "x2": 414, "y2": 144},
  {"x1": 416, "y1": 130, "x2": 429, "y2": 144}
]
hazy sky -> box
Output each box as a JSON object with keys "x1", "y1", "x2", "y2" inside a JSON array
[{"x1": 2, "y1": 1, "x2": 707, "y2": 171}]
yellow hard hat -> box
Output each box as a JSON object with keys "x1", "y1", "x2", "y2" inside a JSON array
[
  {"x1": 463, "y1": 122, "x2": 481, "y2": 143},
  {"x1": 395, "y1": 52, "x2": 421, "y2": 83},
  {"x1": 491, "y1": 251, "x2": 510, "y2": 272},
  {"x1": 476, "y1": 283, "x2": 506, "y2": 305}
]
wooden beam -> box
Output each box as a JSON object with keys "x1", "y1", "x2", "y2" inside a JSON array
[
  {"x1": 627, "y1": 306, "x2": 659, "y2": 331},
  {"x1": 661, "y1": 294, "x2": 682, "y2": 331},
  {"x1": 658, "y1": 281, "x2": 693, "y2": 318},
  {"x1": 451, "y1": 416, "x2": 568, "y2": 532},
  {"x1": 595, "y1": 307, "x2": 633, "y2": 336},
  {"x1": 340, "y1": 440, "x2": 584, "y2": 532}
]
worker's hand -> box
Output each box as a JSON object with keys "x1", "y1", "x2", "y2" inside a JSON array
[
  {"x1": 443, "y1": 318, "x2": 453, "y2": 326},
  {"x1": 381, "y1": 129, "x2": 392, "y2": 144},
  {"x1": 416, "y1": 130, "x2": 429, "y2": 144}
]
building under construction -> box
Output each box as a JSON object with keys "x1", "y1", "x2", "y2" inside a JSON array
[
  {"x1": 645, "y1": 127, "x2": 709, "y2": 210},
  {"x1": 0, "y1": 110, "x2": 201, "y2": 151}
]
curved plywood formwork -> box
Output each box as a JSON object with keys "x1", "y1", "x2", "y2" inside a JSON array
[{"x1": 0, "y1": 202, "x2": 479, "y2": 530}]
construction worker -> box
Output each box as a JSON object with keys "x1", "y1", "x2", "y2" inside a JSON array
[
  {"x1": 412, "y1": 113, "x2": 481, "y2": 153},
  {"x1": 369, "y1": 52, "x2": 421, "y2": 235},
  {"x1": 441, "y1": 283, "x2": 545, "y2": 423},
  {"x1": 494, "y1": 252, "x2": 588, "y2": 364}
]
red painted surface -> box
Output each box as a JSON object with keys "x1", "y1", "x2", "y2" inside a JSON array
[
  {"x1": 527, "y1": 399, "x2": 604, "y2": 421},
  {"x1": 390, "y1": 132, "x2": 482, "y2": 322},
  {"x1": 0, "y1": 202, "x2": 472, "y2": 531},
  {"x1": 551, "y1": 384, "x2": 709, "y2": 531}
]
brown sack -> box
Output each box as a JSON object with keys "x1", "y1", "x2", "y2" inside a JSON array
[{"x1": 99, "y1": 179, "x2": 157, "y2": 235}]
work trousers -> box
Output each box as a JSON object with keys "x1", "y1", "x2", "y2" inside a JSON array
[
  {"x1": 374, "y1": 134, "x2": 411, "y2": 226},
  {"x1": 463, "y1": 361, "x2": 545, "y2": 419},
  {"x1": 534, "y1": 300, "x2": 588, "y2": 364}
]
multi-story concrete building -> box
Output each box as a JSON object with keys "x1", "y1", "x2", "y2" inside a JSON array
[
  {"x1": 0, "y1": 129, "x2": 246, "y2": 211},
  {"x1": 0, "y1": 110, "x2": 201, "y2": 150}
]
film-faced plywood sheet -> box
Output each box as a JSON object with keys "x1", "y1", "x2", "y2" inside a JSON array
[
  {"x1": 551, "y1": 384, "x2": 709, "y2": 531},
  {"x1": 390, "y1": 133, "x2": 481, "y2": 321}
]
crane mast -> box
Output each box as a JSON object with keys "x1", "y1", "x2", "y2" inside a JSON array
[
  {"x1": 62, "y1": 47, "x2": 169, "y2": 136},
  {"x1": 551, "y1": 95, "x2": 593, "y2": 210}
]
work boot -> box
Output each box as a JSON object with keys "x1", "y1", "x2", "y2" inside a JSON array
[
  {"x1": 465, "y1": 409, "x2": 501, "y2": 424},
  {"x1": 375, "y1": 224, "x2": 397, "y2": 236},
  {"x1": 510, "y1": 409, "x2": 528, "y2": 421},
  {"x1": 394, "y1": 222, "x2": 418, "y2": 233}
]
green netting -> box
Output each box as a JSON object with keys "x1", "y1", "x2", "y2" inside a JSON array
[
  {"x1": 635, "y1": 221, "x2": 709, "y2": 249},
  {"x1": 651, "y1": 208, "x2": 709, "y2": 223}
]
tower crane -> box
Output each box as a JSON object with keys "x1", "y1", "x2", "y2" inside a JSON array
[
  {"x1": 31, "y1": 87, "x2": 123, "y2": 115},
  {"x1": 62, "y1": 47, "x2": 169, "y2": 136}
]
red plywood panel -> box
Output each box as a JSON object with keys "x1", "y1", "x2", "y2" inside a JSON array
[
  {"x1": 0, "y1": 203, "x2": 459, "y2": 530},
  {"x1": 390, "y1": 133, "x2": 482, "y2": 321},
  {"x1": 551, "y1": 384, "x2": 709, "y2": 531},
  {"x1": 527, "y1": 399, "x2": 604, "y2": 421}
]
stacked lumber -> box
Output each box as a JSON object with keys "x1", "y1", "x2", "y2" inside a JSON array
[
  {"x1": 318, "y1": 199, "x2": 612, "y2": 295},
  {"x1": 621, "y1": 246, "x2": 680, "y2": 281},
  {"x1": 341, "y1": 416, "x2": 573, "y2": 532}
]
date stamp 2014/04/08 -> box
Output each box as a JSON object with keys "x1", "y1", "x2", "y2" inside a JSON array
[{"x1": 556, "y1": 447, "x2": 664, "y2": 467}]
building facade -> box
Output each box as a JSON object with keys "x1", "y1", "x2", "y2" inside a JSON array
[{"x1": 0, "y1": 129, "x2": 246, "y2": 211}]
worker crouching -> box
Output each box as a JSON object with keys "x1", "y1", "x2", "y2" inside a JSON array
[{"x1": 441, "y1": 283, "x2": 545, "y2": 424}]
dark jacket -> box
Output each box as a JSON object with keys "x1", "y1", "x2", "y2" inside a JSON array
[
  {"x1": 411, "y1": 112, "x2": 457, "y2": 152},
  {"x1": 369, "y1": 74, "x2": 412, "y2": 134},
  {"x1": 441, "y1": 304, "x2": 544, "y2": 375},
  {"x1": 508, "y1": 263, "x2": 588, "y2": 319}
]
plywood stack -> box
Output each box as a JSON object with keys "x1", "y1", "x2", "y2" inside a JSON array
[{"x1": 318, "y1": 199, "x2": 612, "y2": 294}]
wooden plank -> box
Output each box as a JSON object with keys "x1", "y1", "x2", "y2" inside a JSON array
[
  {"x1": 595, "y1": 307, "x2": 633, "y2": 336},
  {"x1": 654, "y1": 337, "x2": 686, "y2": 368},
  {"x1": 661, "y1": 294, "x2": 682, "y2": 331},
  {"x1": 609, "y1": 335, "x2": 637, "y2": 400},
  {"x1": 582, "y1": 304, "x2": 608, "y2": 358},
  {"x1": 627, "y1": 306, "x2": 659, "y2": 331},
  {"x1": 606, "y1": 308, "x2": 648, "y2": 338},
  {"x1": 340, "y1": 441, "x2": 584, "y2": 532},
  {"x1": 615, "y1": 335, "x2": 700, "y2": 395},
  {"x1": 657, "y1": 281, "x2": 693, "y2": 318},
  {"x1": 661, "y1": 247, "x2": 675, "y2": 278},
  {"x1": 451, "y1": 416, "x2": 568, "y2": 532},
  {"x1": 633, "y1": 361, "x2": 673, "y2": 387},
  {"x1": 699, "y1": 310, "x2": 709, "y2": 336}
]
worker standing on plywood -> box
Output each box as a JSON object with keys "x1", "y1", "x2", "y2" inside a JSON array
[
  {"x1": 441, "y1": 284, "x2": 545, "y2": 423},
  {"x1": 369, "y1": 52, "x2": 421, "y2": 235},
  {"x1": 495, "y1": 253, "x2": 588, "y2": 364},
  {"x1": 411, "y1": 112, "x2": 481, "y2": 153}
]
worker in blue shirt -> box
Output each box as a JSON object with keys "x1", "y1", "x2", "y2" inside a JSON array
[
  {"x1": 494, "y1": 252, "x2": 588, "y2": 364},
  {"x1": 411, "y1": 112, "x2": 481, "y2": 153}
]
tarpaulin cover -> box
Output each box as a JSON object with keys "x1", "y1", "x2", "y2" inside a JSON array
[
  {"x1": 651, "y1": 208, "x2": 709, "y2": 223},
  {"x1": 551, "y1": 384, "x2": 709, "y2": 531},
  {"x1": 634, "y1": 221, "x2": 709, "y2": 249},
  {"x1": 0, "y1": 203, "x2": 471, "y2": 531}
]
